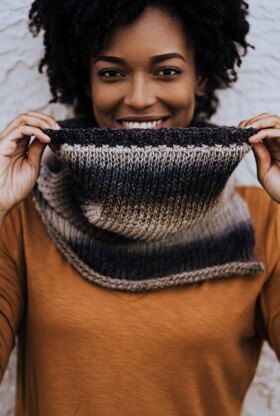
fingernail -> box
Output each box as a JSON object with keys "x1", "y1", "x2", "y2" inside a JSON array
[
  {"x1": 245, "y1": 125, "x2": 254, "y2": 129},
  {"x1": 55, "y1": 123, "x2": 61, "y2": 130}
]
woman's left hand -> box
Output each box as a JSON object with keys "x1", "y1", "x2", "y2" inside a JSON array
[{"x1": 238, "y1": 113, "x2": 280, "y2": 204}]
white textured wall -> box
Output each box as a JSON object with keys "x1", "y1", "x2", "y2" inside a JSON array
[{"x1": 0, "y1": 0, "x2": 280, "y2": 415}]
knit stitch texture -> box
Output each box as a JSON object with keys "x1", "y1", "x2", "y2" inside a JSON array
[{"x1": 32, "y1": 117, "x2": 264, "y2": 292}]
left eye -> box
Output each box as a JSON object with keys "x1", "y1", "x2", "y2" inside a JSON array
[{"x1": 157, "y1": 68, "x2": 180, "y2": 76}]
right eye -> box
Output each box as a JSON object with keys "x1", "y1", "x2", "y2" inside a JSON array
[{"x1": 98, "y1": 69, "x2": 125, "y2": 79}]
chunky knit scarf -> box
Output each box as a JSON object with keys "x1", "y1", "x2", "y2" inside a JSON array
[{"x1": 32, "y1": 117, "x2": 264, "y2": 292}]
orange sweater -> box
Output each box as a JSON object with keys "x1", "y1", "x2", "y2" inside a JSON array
[{"x1": 0, "y1": 186, "x2": 280, "y2": 416}]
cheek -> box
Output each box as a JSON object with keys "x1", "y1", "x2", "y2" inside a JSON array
[
  {"x1": 162, "y1": 84, "x2": 196, "y2": 111},
  {"x1": 91, "y1": 77, "x2": 122, "y2": 115},
  {"x1": 91, "y1": 87, "x2": 113, "y2": 113},
  {"x1": 159, "y1": 71, "x2": 197, "y2": 110}
]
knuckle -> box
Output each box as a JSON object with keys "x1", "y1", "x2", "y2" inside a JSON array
[
  {"x1": 39, "y1": 118, "x2": 50, "y2": 126},
  {"x1": 40, "y1": 112, "x2": 56, "y2": 125},
  {"x1": 17, "y1": 113, "x2": 28, "y2": 123},
  {"x1": 20, "y1": 124, "x2": 29, "y2": 133},
  {"x1": 47, "y1": 115, "x2": 56, "y2": 124},
  {"x1": 22, "y1": 124, "x2": 34, "y2": 133}
]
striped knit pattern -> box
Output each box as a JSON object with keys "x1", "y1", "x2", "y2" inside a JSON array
[{"x1": 32, "y1": 117, "x2": 264, "y2": 292}]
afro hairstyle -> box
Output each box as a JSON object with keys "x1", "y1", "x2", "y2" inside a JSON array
[{"x1": 28, "y1": 0, "x2": 254, "y2": 122}]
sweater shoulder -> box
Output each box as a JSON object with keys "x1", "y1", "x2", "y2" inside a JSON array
[{"x1": 236, "y1": 185, "x2": 280, "y2": 275}]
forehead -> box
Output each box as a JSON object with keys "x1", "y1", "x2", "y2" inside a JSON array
[{"x1": 102, "y1": 7, "x2": 193, "y2": 58}]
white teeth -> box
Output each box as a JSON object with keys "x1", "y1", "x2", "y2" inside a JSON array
[{"x1": 121, "y1": 120, "x2": 163, "y2": 129}]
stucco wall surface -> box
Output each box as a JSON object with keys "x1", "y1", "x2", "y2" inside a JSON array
[{"x1": 0, "y1": 0, "x2": 280, "y2": 415}]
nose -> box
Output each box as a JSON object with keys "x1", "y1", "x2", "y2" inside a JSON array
[{"x1": 123, "y1": 73, "x2": 156, "y2": 110}]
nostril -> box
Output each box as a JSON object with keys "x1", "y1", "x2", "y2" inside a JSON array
[{"x1": 124, "y1": 90, "x2": 156, "y2": 108}]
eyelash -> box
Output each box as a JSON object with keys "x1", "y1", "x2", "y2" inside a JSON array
[{"x1": 98, "y1": 67, "x2": 182, "y2": 80}]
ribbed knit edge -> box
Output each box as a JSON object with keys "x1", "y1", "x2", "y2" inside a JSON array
[{"x1": 44, "y1": 126, "x2": 257, "y2": 148}]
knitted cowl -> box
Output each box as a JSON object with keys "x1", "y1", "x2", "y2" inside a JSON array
[{"x1": 32, "y1": 117, "x2": 264, "y2": 292}]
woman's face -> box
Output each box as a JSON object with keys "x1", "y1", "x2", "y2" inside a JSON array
[{"x1": 90, "y1": 7, "x2": 206, "y2": 129}]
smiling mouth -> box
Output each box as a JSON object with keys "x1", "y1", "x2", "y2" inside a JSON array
[{"x1": 118, "y1": 117, "x2": 169, "y2": 129}]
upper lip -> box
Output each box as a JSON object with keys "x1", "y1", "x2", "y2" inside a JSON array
[{"x1": 117, "y1": 115, "x2": 169, "y2": 122}]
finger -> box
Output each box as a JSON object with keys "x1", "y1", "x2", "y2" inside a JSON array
[
  {"x1": 27, "y1": 138, "x2": 47, "y2": 172},
  {"x1": 238, "y1": 119, "x2": 254, "y2": 128},
  {"x1": 10, "y1": 125, "x2": 50, "y2": 142},
  {"x1": 251, "y1": 142, "x2": 272, "y2": 181},
  {"x1": 248, "y1": 128, "x2": 280, "y2": 143},
  {"x1": 247, "y1": 115, "x2": 280, "y2": 130},
  {"x1": 25, "y1": 111, "x2": 60, "y2": 128},
  {"x1": 0, "y1": 125, "x2": 50, "y2": 156},
  {"x1": 238, "y1": 113, "x2": 271, "y2": 128},
  {"x1": 1, "y1": 113, "x2": 60, "y2": 137}
]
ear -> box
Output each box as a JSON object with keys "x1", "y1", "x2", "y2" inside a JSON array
[{"x1": 195, "y1": 76, "x2": 207, "y2": 97}]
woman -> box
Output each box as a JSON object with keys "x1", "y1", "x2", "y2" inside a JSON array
[{"x1": 0, "y1": 1, "x2": 280, "y2": 415}]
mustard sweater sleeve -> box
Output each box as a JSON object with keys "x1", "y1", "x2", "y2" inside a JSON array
[
  {"x1": 259, "y1": 200, "x2": 280, "y2": 360},
  {"x1": 0, "y1": 203, "x2": 26, "y2": 381}
]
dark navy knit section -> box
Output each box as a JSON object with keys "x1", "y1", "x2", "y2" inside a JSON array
[{"x1": 66, "y1": 221, "x2": 255, "y2": 280}]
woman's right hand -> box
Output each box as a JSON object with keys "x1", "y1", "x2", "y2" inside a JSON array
[{"x1": 0, "y1": 111, "x2": 60, "y2": 215}]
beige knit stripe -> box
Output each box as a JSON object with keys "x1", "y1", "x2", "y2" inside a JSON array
[
  {"x1": 80, "y1": 176, "x2": 233, "y2": 239},
  {"x1": 37, "y1": 164, "x2": 88, "y2": 229},
  {"x1": 60, "y1": 142, "x2": 251, "y2": 155},
  {"x1": 80, "y1": 185, "x2": 232, "y2": 241}
]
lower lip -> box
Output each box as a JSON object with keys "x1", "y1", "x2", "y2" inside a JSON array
[{"x1": 116, "y1": 117, "x2": 170, "y2": 129}]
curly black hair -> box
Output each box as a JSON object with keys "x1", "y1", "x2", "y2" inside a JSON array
[{"x1": 28, "y1": 0, "x2": 254, "y2": 122}]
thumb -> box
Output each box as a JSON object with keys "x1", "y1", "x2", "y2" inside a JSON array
[
  {"x1": 27, "y1": 138, "x2": 47, "y2": 172},
  {"x1": 251, "y1": 142, "x2": 271, "y2": 181}
]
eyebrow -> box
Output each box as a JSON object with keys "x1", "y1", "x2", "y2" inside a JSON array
[{"x1": 93, "y1": 53, "x2": 186, "y2": 65}]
